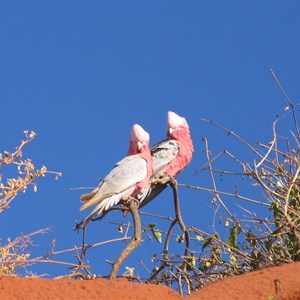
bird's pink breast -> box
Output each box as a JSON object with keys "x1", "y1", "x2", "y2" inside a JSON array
[
  {"x1": 132, "y1": 150, "x2": 153, "y2": 197},
  {"x1": 165, "y1": 133, "x2": 193, "y2": 177}
]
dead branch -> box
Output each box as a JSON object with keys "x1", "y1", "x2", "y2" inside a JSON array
[
  {"x1": 110, "y1": 198, "x2": 141, "y2": 280},
  {"x1": 269, "y1": 69, "x2": 300, "y2": 139},
  {"x1": 179, "y1": 183, "x2": 269, "y2": 206},
  {"x1": 203, "y1": 137, "x2": 242, "y2": 228},
  {"x1": 255, "y1": 118, "x2": 278, "y2": 169},
  {"x1": 168, "y1": 176, "x2": 190, "y2": 257},
  {"x1": 201, "y1": 119, "x2": 267, "y2": 162}
]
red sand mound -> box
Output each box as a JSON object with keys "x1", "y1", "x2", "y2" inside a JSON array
[
  {"x1": 187, "y1": 261, "x2": 300, "y2": 300},
  {"x1": 1, "y1": 262, "x2": 300, "y2": 300}
]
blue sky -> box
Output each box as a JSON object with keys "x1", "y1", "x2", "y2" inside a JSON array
[{"x1": 0, "y1": 1, "x2": 300, "y2": 279}]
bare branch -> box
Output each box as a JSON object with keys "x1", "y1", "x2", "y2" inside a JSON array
[
  {"x1": 269, "y1": 69, "x2": 300, "y2": 139},
  {"x1": 110, "y1": 198, "x2": 141, "y2": 279}
]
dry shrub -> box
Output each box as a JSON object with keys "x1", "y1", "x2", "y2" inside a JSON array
[{"x1": 0, "y1": 130, "x2": 61, "y2": 276}]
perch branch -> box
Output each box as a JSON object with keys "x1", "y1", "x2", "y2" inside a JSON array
[
  {"x1": 168, "y1": 176, "x2": 190, "y2": 257},
  {"x1": 110, "y1": 198, "x2": 141, "y2": 280}
]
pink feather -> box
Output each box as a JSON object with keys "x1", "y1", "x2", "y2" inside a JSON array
[
  {"x1": 138, "y1": 111, "x2": 194, "y2": 207},
  {"x1": 164, "y1": 111, "x2": 194, "y2": 176}
]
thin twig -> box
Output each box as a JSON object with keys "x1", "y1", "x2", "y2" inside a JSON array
[
  {"x1": 201, "y1": 119, "x2": 266, "y2": 161},
  {"x1": 269, "y1": 69, "x2": 300, "y2": 139},
  {"x1": 203, "y1": 137, "x2": 242, "y2": 227},
  {"x1": 190, "y1": 227, "x2": 253, "y2": 263},
  {"x1": 146, "y1": 219, "x2": 177, "y2": 283},
  {"x1": 179, "y1": 183, "x2": 269, "y2": 206}
]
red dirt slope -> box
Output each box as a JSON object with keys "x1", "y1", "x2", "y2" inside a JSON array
[
  {"x1": 1, "y1": 262, "x2": 300, "y2": 300},
  {"x1": 187, "y1": 262, "x2": 300, "y2": 300}
]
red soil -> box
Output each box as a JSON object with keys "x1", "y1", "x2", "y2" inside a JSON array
[{"x1": 1, "y1": 262, "x2": 300, "y2": 300}]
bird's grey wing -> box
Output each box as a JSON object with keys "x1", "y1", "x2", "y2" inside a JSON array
[
  {"x1": 151, "y1": 139, "x2": 179, "y2": 176},
  {"x1": 99, "y1": 155, "x2": 147, "y2": 195},
  {"x1": 138, "y1": 184, "x2": 167, "y2": 209},
  {"x1": 80, "y1": 155, "x2": 147, "y2": 211},
  {"x1": 137, "y1": 140, "x2": 179, "y2": 208}
]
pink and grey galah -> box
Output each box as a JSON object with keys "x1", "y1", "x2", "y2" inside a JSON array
[
  {"x1": 80, "y1": 124, "x2": 153, "y2": 221},
  {"x1": 138, "y1": 111, "x2": 194, "y2": 208}
]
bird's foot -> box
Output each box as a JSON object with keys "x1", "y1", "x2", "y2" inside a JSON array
[{"x1": 151, "y1": 175, "x2": 177, "y2": 186}]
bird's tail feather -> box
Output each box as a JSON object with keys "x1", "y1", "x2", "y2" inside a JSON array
[
  {"x1": 80, "y1": 194, "x2": 105, "y2": 211},
  {"x1": 80, "y1": 191, "x2": 97, "y2": 203}
]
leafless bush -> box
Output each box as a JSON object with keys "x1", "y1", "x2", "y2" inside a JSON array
[
  {"x1": 0, "y1": 131, "x2": 62, "y2": 276},
  {"x1": 0, "y1": 130, "x2": 62, "y2": 212}
]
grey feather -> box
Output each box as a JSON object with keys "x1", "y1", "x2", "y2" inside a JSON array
[
  {"x1": 80, "y1": 155, "x2": 147, "y2": 213},
  {"x1": 151, "y1": 140, "x2": 179, "y2": 174},
  {"x1": 138, "y1": 139, "x2": 179, "y2": 208},
  {"x1": 99, "y1": 155, "x2": 147, "y2": 195}
]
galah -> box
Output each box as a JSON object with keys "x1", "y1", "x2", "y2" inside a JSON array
[
  {"x1": 80, "y1": 124, "x2": 153, "y2": 221},
  {"x1": 138, "y1": 111, "x2": 194, "y2": 208}
]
